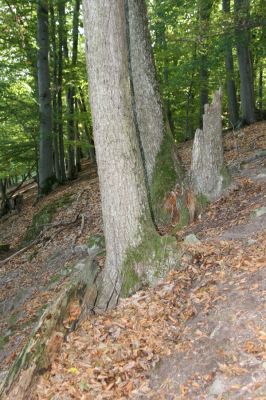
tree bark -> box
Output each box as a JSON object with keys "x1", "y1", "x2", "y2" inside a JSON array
[
  {"x1": 57, "y1": 0, "x2": 66, "y2": 182},
  {"x1": 83, "y1": 0, "x2": 157, "y2": 311},
  {"x1": 66, "y1": 0, "x2": 80, "y2": 180},
  {"x1": 191, "y1": 90, "x2": 230, "y2": 201},
  {"x1": 37, "y1": 0, "x2": 54, "y2": 195},
  {"x1": 49, "y1": 1, "x2": 60, "y2": 181},
  {"x1": 126, "y1": 0, "x2": 184, "y2": 225},
  {"x1": 234, "y1": 0, "x2": 256, "y2": 124},
  {"x1": 222, "y1": 0, "x2": 239, "y2": 128},
  {"x1": 198, "y1": 0, "x2": 213, "y2": 127}
]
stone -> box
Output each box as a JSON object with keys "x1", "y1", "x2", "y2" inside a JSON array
[
  {"x1": 184, "y1": 234, "x2": 200, "y2": 244},
  {"x1": 252, "y1": 207, "x2": 266, "y2": 218},
  {"x1": 208, "y1": 376, "x2": 226, "y2": 396}
]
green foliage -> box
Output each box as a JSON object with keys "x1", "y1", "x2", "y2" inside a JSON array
[{"x1": 148, "y1": 0, "x2": 265, "y2": 138}]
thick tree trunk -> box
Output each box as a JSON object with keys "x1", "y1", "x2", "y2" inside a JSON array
[
  {"x1": 83, "y1": 0, "x2": 158, "y2": 311},
  {"x1": 126, "y1": 0, "x2": 184, "y2": 224},
  {"x1": 234, "y1": 0, "x2": 256, "y2": 124},
  {"x1": 222, "y1": 0, "x2": 239, "y2": 128},
  {"x1": 37, "y1": 0, "x2": 55, "y2": 195},
  {"x1": 126, "y1": 0, "x2": 164, "y2": 187},
  {"x1": 191, "y1": 90, "x2": 230, "y2": 201}
]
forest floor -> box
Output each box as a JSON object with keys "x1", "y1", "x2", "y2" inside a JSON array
[{"x1": 0, "y1": 122, "x2": 266, "y2": 399}]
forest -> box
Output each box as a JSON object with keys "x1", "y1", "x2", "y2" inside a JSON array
[{"x1": 0, "y1": 0, "x2": 266, "y2": 399}]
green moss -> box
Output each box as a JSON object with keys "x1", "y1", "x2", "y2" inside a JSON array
[
  {"x1": 87, "y1": 234, "x2": 105, "y2": 249},
  {"x1": 23, "y1": 193, "x2": 73, "y2": 243},
  {"x1": 121, "y1": 222, "x2": 178, "y2": 297},
  {"x1": 220, "y1": 165, "x2": 231, "y2": 189},
  {"x1": 49, "y1": 273, "x2": 61, "y2": 284},
  {"x1": 196, "y1": 193, "x2": 209, "y2": 214},
  {"x1": 8, "y1": 314, "x2": 18, "y2": 328},
  {"x1": 0, "y1": 335, "x2": 9, "y2": 350},
  {"x1": 151, "y1": 132, "x2": 184, "y2": 224}
]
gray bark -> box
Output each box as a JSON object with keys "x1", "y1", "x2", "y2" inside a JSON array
[
  {"x1": 126, "y1": 0, "x2": 164, "y2": 187},
  {"x1": 198, "y1": 0, "x2": 213, "y2": 127},
  {"x1": 222, "y1": 0, "x2": 239, "y2": 128},
  {"x1": 57, "y1": 0, "x2": 66, "y2": 182},
  {"x1": 234, "y1": 0, "x2": 256, "y2": 124},
  {"x1": 191, "y1": 90, "x2": 229, "y2": 201},
  {"x1": 66, "y1": 0, "x2": 81, "y2": 180},
  {"x1": 83, "y1": 0, "x2": 154, "y2": 311},
  {"x1": 49, "y1": 1, "x2": 60, "y2": 181},
  {"x1": 37, "y1": 0, "x2": 54, "y2": 194}
]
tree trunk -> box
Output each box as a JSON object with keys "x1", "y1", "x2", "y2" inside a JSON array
[
  {"x1": 50, "y1": 1, "x2": 60, "y2": 181},
  {"x1": 57, "y1": 0, "x2": 66, "y2": 183},
  {"x1": 66, "y1": 0, "x2": 80, "y2": 180},
  {"x1": 126, "y1": 0, "x2": 184, "y2": 224},
  {"x1": 234, "y1": 0, "x2": 256, "y2": 124},
  {"x1": 191, "y1": 90, "x2": 230, "y2": 201},
  {"x1": 258, "y1": 66, "x2": 263, "y2": 119},
  {"x1": 78, "y1": 89, "x2": 96, "y2": 162},
  {"x1": 222, "y1": 0, "x2": 239, "y2": 128},
  {"x1": 198, "y1": 0, "x2": 213, "y2": 127},
  {"x1": 83, "y1": 0, "x2": 161, "y2": 311},
  {"x1": 37, "y1": 0, "x2": 55, "y2": 195}
]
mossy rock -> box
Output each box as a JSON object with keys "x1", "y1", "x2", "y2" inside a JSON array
[{"x1": 23, "y1": 194, "x2": 73, "y2": 244}]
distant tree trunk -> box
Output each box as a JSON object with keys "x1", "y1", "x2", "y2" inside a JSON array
[
  {"x1": 222, "y1": 0, "x2": 239, "y2": 128},
  {"x1": 126, "y1": 0, "x2": 184, "y2": 224},
  {"x1": 83, "y1": 0, "x2": 163, "y2": 311},
  {"x1": 77, "y1": 91, "x2": 96, "y2": 162},
  {"x1": 198, "y1": 0, "x2": 213, "y2": 127},
  {"x1": 191, "y1": 90, "x2": 230, "y2": 201},
  {"x1": 37, "y1": 0, "x2": 55, "y2": 195},
  {"x1": 234, "y1": 0, "x2": 256, "y2": 124},
  {"x1": 66, "y1": 0, "x2": 80, "y2": 180},
  {"x1": 50, "y1": 1, "x2": 60, "y2": 181},
  {"x1": 57, "y1": 0, "x2": 66, "y2": 183},
  {"x1": 258, "y1": 66, "x2": 263, "y2": 119},
  {"x1": 75, "y1": 99, "x2": 82, "y2": 172}
]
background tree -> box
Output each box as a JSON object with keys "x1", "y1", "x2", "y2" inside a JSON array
[{"x1": 37, "y1": 0, "x2": 54, "y2": 195}]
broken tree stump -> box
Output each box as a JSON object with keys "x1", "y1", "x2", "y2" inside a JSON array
[{"x1": 191, "y1": 89, "x2": 230, "y2": 201}]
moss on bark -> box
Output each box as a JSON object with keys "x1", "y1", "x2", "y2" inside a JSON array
[
  {"x1": 121, "y1": 222, "x2": 178, "y2": 297},
  {"x1": 150, "y1": 132, "x2": 184, "y2": 225}
]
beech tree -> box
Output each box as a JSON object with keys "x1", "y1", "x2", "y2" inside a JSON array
[
  {"x1": 37, "y1": 0, "x2": 54, "y2": 195},
  {"x1": 222, "y1": 0, "x2": 239, "y2": 127},
  {"x1": 127, "y1": 0, "x2": 183, "y2": 224},
  {"x1": 234, "y1": 0, "x2": 256, "y2": 124},
  {"x1": 83, "y1": 0, "x2": 178, "y2": 311}
]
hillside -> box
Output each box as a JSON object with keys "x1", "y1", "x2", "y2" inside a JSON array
[{"x1": 0, "y1": 122, "x2": 266, "y2": 399}]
